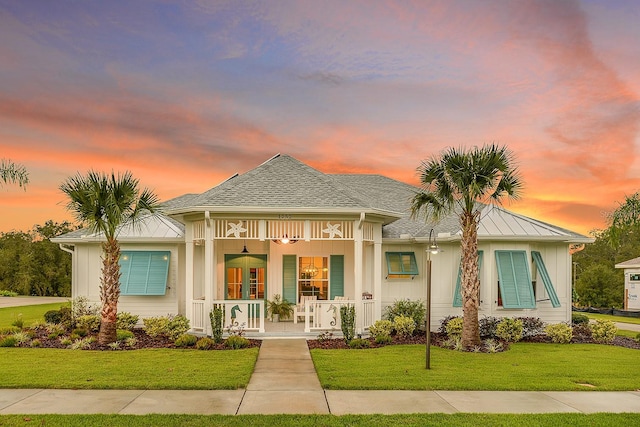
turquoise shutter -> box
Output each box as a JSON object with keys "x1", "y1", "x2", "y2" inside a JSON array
[
  {"x1": 282, "y1": 255, "x2": 297, "y2": 304},
  {"x1": 496, "y1": 251, "x2": 535, "y2": 309},
  {"x1": 385, "y1": 252, "x2": 419, "y2": 275},
  {"x1": 330, "y1": 255, "x2": 344, "y2": 299},
  {"x1": 119, "y1": 251, "x2": 170, "y2": 296},
  {"x1": 532, "y1": 251, "x2": 561, "y2": 308},
  {"x1": 453, "y1": 251, "x2": 483, "y2": 307}
]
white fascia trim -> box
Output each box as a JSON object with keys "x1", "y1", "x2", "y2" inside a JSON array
[{"x1": 166, "y1": 206, "x2": 403, "y2": 219}]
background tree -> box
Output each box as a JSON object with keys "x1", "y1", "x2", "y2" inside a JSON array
[
  {"x1": 572, "y1": 193, "x2": 640, "y2": 308},
  {"x1": 0, "y1": 159, "x2": 29, "y2": 188},
  {"x1": 60, "y1": 171, "x2": 160, "y2": 344},
  {"x1": 411, "y1": 144, "x2": 523, "y2": 348},
  {"x1": 0, "y1": 221, "x2": 75, "y2": 297}
]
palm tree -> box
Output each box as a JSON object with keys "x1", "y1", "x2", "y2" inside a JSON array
[
  {"x1": 60, "y1": 171, "x2": 161, "y2": 344},
  {"x1": 1, "y1": 159, "x2": 29, "y2": 188},
  {"x1": 411, "y1": 144, "x2": 523, "y2": 348}
]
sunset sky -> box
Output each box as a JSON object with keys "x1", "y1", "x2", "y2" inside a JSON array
[{"x1": 1, "y1": 0, "x2": 639, "y2": 236}]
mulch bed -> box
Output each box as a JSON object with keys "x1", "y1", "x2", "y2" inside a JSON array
[
  {"x1": 18, "y1": 329, "x2": 261, "y2": 351},
  {"x1": 307, "y1": 331, "x2": 640, "y2": 351}
]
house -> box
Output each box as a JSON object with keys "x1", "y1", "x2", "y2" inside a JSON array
[
  {"x1": 53, "y1": 154, "x2": 592, "y2": 335},
  {"x1": 615, "y1": 257, "x2": 640, "y2": 311}
]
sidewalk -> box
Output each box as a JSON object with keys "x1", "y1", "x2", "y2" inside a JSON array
[{"x1": 2, "y1": 338, "x2": 640, "y2": 415}]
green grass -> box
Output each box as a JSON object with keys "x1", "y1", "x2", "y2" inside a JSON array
[
  {"x1": 312, "y1": 343, "x2": 640, "y2": 391},
  {"x1": 0, "y1": 348, "x2": 258, "y2": 389},
  {"x1": 0, "y1": 414, "x2": 637, "y2": 426},
  {"x1": 0, "y1": 302, "x2": 65, "y2": 327},
  {"x1": 585, "y1": 312, "x2": 640, "y2": 325},
  {"x1": 617, "y1": 329, "x2": 639, "y2": 338}
]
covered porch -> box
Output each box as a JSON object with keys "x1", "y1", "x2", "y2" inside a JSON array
[
  {"x1": 189, "y1": 298, "x2": 377, "y2": 336},
  {"x1": 182, "y1": 215, "x2": 383, "y2": 336}
]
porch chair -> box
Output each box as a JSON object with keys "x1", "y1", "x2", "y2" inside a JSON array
[{"x1": 294, "y1": 295, "x2": 317, "y2": 324}]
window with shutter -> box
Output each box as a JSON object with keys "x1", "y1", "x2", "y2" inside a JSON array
[
  {"x1": 495, "y1": 250, "x2": 535, "y2": 309},
  {"x1": 119, "y1": 251, "x2": 170, "y2": 296}
]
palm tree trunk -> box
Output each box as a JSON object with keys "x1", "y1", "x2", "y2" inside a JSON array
[
  {"x1": 98, "y1": 238, "x2": 120, "y2": 345},
  {"x1": 460, "y1": 211, "x2": 481, "y2": 348}
]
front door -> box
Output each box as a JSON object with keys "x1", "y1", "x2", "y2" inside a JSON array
[{"x1": 225, "y1": 254, "x2": 267, "y2": 300}]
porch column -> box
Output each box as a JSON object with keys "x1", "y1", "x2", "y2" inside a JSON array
[
  {"x1": 354, "y1": 222, "x2": 364, "y2": 333},
  {"x1": 185, "y1": 225, "x2": 195, "y2": 331},
  {"x1": 204, "y1": 213, "x2": 213, "y2": 335},
  {"x1": 373, "y1": 225, "x2": 383, "y2": 321}
]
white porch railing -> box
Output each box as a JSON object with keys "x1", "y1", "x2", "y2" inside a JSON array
[
  {"x1": 303, "y1": 300, "x2": 376, "y2": 333},
  {"x1": 190, "y1": 300, "x2": 265, "y2": 334}
]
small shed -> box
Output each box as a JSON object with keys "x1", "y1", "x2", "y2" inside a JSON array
[{"x1": 615, "y1": 257, "x2": 640, "y2": 310}]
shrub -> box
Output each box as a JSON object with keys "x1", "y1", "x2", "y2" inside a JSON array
[
  {"x1": 439, "y1": 315, "x2": 458, "y2": 334},
  {"x1": 116, "y1": 312, "x2": 139, "y2": 331},
  {"x1": 340, "y1": 304, "x2": 356, "y2": 343},
  {"x1": 11, "y1": 314, "x2": 24, "y2": 329},
  {"x1": 368, "y1": 320, "x2": 393, "y2": 339},
  {"x1": 636, "y1": 332, "x2": 640, "y2": 343},
  {"x1": 59, "y1": 305, "x2": 73, "y2": 328},
  {"x1": 30, "y1": 339, "x2": 41, "y2": 348},
  {"x1": 591, "y1": 319, "x2": 617, "y2": 344},
  {"x1": 116, "y1": 329, "x2": 134, "y2": 341},
  {"x1": 224, "y1": 335, "x2": 249, "y2": 349},
  {"x1": 59, "y1": 337, "x2": 72, "y2": 346},
  {"x1": 175, "y1": 334, "x2": 198, "y2": 347},
  {"x1": 0, "y1": 290, "x2": 18, "y2": 297},
  {"x1": 479, "y1": 316, "x2": 500, "y2": 339},
  {"x1": 44, "y1": 310, "x2": 62, "y2": 324},
  {"x1": 545, "y1": 323, "x2": 573, "y2": 344},
  {"x1": 496, "y1": 318, "x2": 523, "y2": 343},
  {"x1": 108, "y1": 342, "x2": 121, "y2": 350},
  {"x1": 0, "y1": 326, "x2": 20, "y2": 335},
  {"x1": 0, "y1": 336, "x2": 18, "y2": 347},
  {"x1": 210, "y1": 306, "x2": 224, "y2": 343},
  {"x1": 69, "y1": 337, "x2": 95, "y2": 350},
  {"x1": 76, "y1": 315, "x2": 100, "y2": 332},
  {"x1": 12, "y1": 331, "x2": 30, "y2": 345},
  {"x1": 143, "y1": 316, "x2": 170, "y2": 338},
  {"x1": 518, "y1": 317, "x2": 545, "y2": 339},
  {"x1": 317, "y1": 331, "x2": 334, "y2": 342},
  {"x1": 72, "y1": 328, "x2": 88, "y2": 337},
  {"x1": 445, "y1": 317, "x2": 463, "y2": 338},
  {"x1": 167, "y1": 315, "x2": 190, "y2": 341},
  {"x1": 393, "y1": 315, "x2": 415, "y2": 338},
  {"x1": 46, "y1": 323, "x2": 66, "y2": 338},
  {"x1": 375, "y1": 334, "x2": 392, "y2": 345},
  {"x1": 571, "y1": 313, "x2": 590, "y2": 325},
  {"x1": 124, "y1": 337, "x2": 137, "y2": 348},
  {"x1": 348, "y1": 338, "x2": 370, "y2": 349},
  {"x1": 384, "y1": 299, "x2": 425, "y2": 331},
  {"x1": 196, "y1": 337, "x2": 215, "y2": 350},
  {"x1": 71, "y1": 296, "x2": 99, "y2": 319}
]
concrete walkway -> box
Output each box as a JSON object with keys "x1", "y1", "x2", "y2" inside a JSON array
[
  {"x1": 0, "y1": 296, "x2": 68, "y2": 308},
  {"x1": 2, "y1": 338, "x2": 640, "y2": 415}
]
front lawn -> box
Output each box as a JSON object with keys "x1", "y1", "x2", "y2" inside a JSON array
[
  {"x1": 585, "y1": 312, "x2": 640, "y2": 325},
  {"x1": 0, "y1": 348, "x2": 258, "y2": 389},
  {"x1": 0, "y1": 303, "x2": 64, "y2": 328},
  {"x1": 311, "y1": 343, "x2": 640, "y2": 391}
]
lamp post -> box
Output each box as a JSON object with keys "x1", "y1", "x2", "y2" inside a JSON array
[{"x1": 426, "y1": 229, "x2": 439, "y2": 369}]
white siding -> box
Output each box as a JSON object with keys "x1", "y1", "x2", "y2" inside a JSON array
[{"x1": 71, "y1": 243, "x2": 180, "y2": 320}]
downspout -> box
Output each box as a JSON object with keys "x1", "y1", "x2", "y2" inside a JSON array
[
  {"x1": 58, "y1": 244, "x2": 74, "y2": 254},
  {"x1": 357, "y1": 212, "x2": 365, "y2": 229}
]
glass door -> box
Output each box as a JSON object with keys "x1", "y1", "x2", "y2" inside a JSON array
[{"x1": 225, "y1": 254, "x2": 267, "y2": 300}]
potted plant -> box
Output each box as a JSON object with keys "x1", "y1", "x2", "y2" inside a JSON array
[{"x1": 267, "y1": 294, "x2": 294, "y2": 322}]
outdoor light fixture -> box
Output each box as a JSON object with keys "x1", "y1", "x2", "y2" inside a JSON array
[
  {"x1": 426, "y1": 229, "x2": 439, "y2": 369},
  {"x1": 272, "y1": 234, "x2": 298, "y2": 245}
]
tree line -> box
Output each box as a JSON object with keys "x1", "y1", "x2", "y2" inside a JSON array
[
  {"x1": 573, "y1": 192, "x2": 640, "y2": 309},
  {"x1": 0, "y1": 220, "x2": 77, "y2": 297}
]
